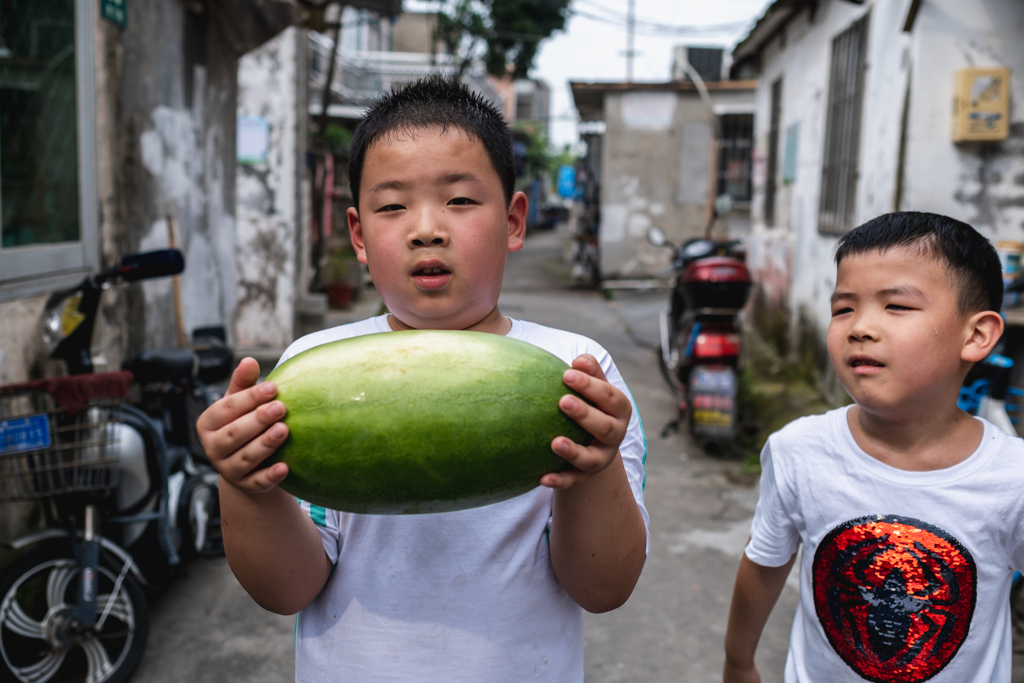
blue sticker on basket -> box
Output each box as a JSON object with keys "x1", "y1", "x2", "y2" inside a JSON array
[{"x1": 0, "y1": 414, "x2": 51, "y2": 455}]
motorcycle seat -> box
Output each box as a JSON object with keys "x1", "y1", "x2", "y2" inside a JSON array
[{"x1": 123, "y1": 348, "x2": 197, "y2": 384}]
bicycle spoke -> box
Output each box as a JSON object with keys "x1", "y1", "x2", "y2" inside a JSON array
[
  {"x1": 81, "y1": 636, "x2": 114, "y2": 683},
  {"x1": 1, "y1": 598, "x2": 45, "y2": 639},
  {"x1": 13, "y1": 649, "x2": 66, "y2": 683},
  {"x1": 45, "y1": 562, "x2": 76, "y2": 611},
  {"x1": 96, "y1": 592, "x2": 133, "y2": 628}
]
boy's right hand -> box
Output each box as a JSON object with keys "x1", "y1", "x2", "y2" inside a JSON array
[{"x1": 196, "y1": 357, "x2": 290, "y2": 494}]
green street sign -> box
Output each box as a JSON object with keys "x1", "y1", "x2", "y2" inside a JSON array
[{"x1": 101, "y1": 0, "x2": 126, "y2": 27}]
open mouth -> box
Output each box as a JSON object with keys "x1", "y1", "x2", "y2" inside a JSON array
[
  {"x1": 411, "y1": 265, "x2": 451, "y2": 290},
  {"x1": 850, "y1": 358, "x2": 884, "y2": 368}
]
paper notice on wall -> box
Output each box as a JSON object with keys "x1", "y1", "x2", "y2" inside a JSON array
[{"x1": 237, "y1": 116, "x2": 269, "y2": 165}]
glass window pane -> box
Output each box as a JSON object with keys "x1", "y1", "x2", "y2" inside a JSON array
[{"x1": 0, "y1": 0, "x2": 79, "y2": 249}]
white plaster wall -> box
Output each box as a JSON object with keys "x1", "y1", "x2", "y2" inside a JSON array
[
  {"x1": 136, "y1": 75, "x2": 239, "y2": 348},
  {"x1": 0, "y1": 297, "x2": 47, "y2": 384},
  {"x1": 905, "y1": 0, "x2": 1024, "y2": 241},
  {"x1": 745, "y1": 0, "x2": 1024, "y2": 357},
  {"x1": 599, "y1": 87, "x2": 755, "y2": 279},
  {"x1": 234, "y1": 28, "x2": 301, "y2": 349}
]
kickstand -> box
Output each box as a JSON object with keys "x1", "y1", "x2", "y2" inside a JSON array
[{"x1": 660, "y1": 419, "x2": 679, "y2": 438}]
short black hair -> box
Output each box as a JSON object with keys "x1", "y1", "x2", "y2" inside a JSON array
[
  {"x1": 834, "y1": 211, "x2": 1003, "y2": 314},
  {"x1": 347, "y1": 75, "x2": 515, "y2": 209}
]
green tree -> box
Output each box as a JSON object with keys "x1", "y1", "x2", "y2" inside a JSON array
[{"x1": 435, "y1": 0, "x2": 570, "y2": 78}]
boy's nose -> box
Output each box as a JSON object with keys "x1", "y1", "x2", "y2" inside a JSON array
[
  {"x1": 847, "y1": 316, "x2": 878, "y2": 342},
  {"x1": 407, "y1": 213, "x2": 449, "y2": 248}
]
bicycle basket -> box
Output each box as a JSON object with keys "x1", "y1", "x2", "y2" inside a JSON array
[{"x1": 0, "y1": 379, "x2": 128, "y2": 502}]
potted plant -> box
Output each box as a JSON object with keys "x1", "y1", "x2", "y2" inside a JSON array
[{"x1": 324, "y1": 247, "x2": 361, "y2": 308}]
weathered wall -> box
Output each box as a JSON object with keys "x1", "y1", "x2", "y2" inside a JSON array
[
  {"x1": 598, "y1": 87, "x2": 754, "y2": 279},
  {"x1": 744, "y1": 0, "x2": 1024, "y2": 396},
  {"x1": 122, "y1": 1, "x2": 239, "y2": 351},
  {"x1": 234, "y1": 27, "x2": 305, "y2": 350}
]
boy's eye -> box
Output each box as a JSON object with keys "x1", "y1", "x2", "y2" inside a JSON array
[
  {"x1": 832, "y1": 307, "x2": 853, "y2": 317},
  {"x1": 886, "y1": 304, "x2": 912, "y2": 311},
  {"x1": 448, "y1": 197, "x2": 476, "y2": 206},
  {"x1": 378, "y1": 204, "x2": 405, "y2": 212}
]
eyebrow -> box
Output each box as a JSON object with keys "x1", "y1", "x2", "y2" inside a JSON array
[
  {"x1": 830, "y1": 285, "x2": 926, "y2": 304},
  {"x1": 367, "y1": 180, "x2": 408, "y2": 195},
  {"x1": 367, "y1": 173, "x2": 484, "y2": 197},
  {"x1": 879, "y1": 286, "x2": 926, "y2": 298}
]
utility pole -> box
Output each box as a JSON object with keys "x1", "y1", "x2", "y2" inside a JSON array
[{"x1": 626, "y1": 0, "x2": 635, "y2": 82}]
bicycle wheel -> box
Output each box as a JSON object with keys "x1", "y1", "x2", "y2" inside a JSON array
[{"x1": 0, "y1": 542, "x2": 149, "y2": 683}]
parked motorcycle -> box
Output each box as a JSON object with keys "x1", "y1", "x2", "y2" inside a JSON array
[
  {"x1": 647, "y1": 226, "x2": 752, "y2": 443},
  {"x1": 0, "y1": 249, "x2": 231, "y2": 683}
]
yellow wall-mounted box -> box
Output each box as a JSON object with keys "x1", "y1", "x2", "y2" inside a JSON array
[{"x1": 952, "y1": 67, "x2": 1010, "y2": 142}]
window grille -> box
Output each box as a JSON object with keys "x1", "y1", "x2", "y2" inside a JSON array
[
  {"x1": 717, "y1": 114, "x2": 754, "y2": 203},
  {"x1": 764, "y1": 79, "x2": 782, "y2": 225},
  {"x1": 818, "y1": 14, "x2": 869, "y2": 234}
]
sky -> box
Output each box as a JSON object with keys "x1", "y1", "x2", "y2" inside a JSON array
[
  {"x1": 405, "y1": 0, "x2": 773, "y2": 149},
  {"x1": 530, "y1": 0, "x2": 773, "y2": 148}
]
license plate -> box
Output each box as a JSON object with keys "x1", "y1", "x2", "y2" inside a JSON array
[
  {"x1": 0, "y1": 414, "x2": 52, "y2": 455},
  {"x1": 690, "y1": 366, "x2": 735, "y2": 392}
]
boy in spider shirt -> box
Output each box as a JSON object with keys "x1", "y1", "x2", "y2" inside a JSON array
[
  {"x1": 196, "y1": 76, "x2": 648, "y2": 682},
  {"x1": 723, "y1": 212, "x2": 1024, "y2": 683}
]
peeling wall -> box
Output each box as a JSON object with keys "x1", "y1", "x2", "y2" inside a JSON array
[
  {"x1": 121, "y1": 1, "x2": 240, "y2": 351},
  {"x1": 234, "y1": 27, "x2": 305, "y2": 350},
  {"x1": 598, "y1": 88, "x2": 755, "y2": 279},
  {"x1": 745, "y1": 0, "x2": 1024, "y2": 389}
]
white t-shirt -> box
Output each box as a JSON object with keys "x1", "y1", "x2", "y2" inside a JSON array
[
  {"x1": 276, "y1": 315, "x2": 650, "y2": 683},
  {"x1": 747, "y1": 405, "x2": 1024, "y2": 683}
]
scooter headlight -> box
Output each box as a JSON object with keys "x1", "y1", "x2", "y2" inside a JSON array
[{"x1": 40, "y1": 293, "x2": 85, "y2": 353}]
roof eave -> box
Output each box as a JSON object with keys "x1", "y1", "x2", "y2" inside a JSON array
[{"x1": 731, "y1": 0, "x2": 805, "y2": 62}]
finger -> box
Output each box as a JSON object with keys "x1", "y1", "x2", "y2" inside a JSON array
[
  {"x1": 237, "y1": 460, "x2": 290, "y2": 494},
  {"x1": 226, "y1": 357, "x2": 261, "y2": 396},
  {"x1": 562, "y1": 368, "x2": 631, "y2": 420},
  {"x1": 550, "y1": 434, "x2": 616, "y2": 474},
  {"x1": 559, "y1": 392, "x2": 627, "y2": 447},
  {"x1": 540, "y1": 467, "x2": 589, "y2": 489},
  {"x1": 218, "y1": 421, "x2": 290, "y2": 483},
  {"x1": 570, "y1": 353, "x2": 608, "y2": 382},
  {"x1": 207, "y1": 400, "x2": 287, "y2": 463},
  {"x1": 199, "y1": 379, "x2": 279, "y2": 433}
]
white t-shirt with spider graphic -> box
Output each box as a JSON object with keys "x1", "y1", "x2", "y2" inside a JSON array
[{"x1": 746, "y1": 405, "x2": 1024, "y2": 683}]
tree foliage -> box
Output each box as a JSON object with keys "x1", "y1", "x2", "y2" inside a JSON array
[{"x1": 435, "y1": 0, "x2": 570, "y2": 79}]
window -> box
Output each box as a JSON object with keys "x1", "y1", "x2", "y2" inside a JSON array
[
  {"x1": 818, "y1": 13, "x2": 869, "y2": 234},
  {"x1": 717, "y1": 113, "x2": 753, "y2": 203},
  {"x1": 763, "y1": 78, "x2": 782, "y2": 225},
  {"x1": 0, "y1": 0, "x2": 98, "y2": 300}
]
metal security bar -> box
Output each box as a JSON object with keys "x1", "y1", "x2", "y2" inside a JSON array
[
  {"x1": 764, "y1": 79, "x2": 782, "y2": 225},
  {"x1": 718, "y1": 113, "x2": 754, "y2": 203},
  {"x1": 818, "y1": 13, "x2": 869, "y2": 235}
]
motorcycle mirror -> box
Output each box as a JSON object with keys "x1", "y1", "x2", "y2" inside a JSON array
[
  {"x1": 647, "y1": 226, "x2": 667, "y2": 248},
  {"x1": 114, "y1": 249, "x2": 185, "y2": 282}
]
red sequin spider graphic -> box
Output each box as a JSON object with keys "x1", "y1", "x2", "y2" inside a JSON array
[{"x1": 812, "y1": 515, "x2": 976, "y2": 682}]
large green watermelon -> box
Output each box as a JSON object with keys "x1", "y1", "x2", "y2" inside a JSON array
[{"x1": 265, "y1": 330, "x2": 589, "y2": 514}]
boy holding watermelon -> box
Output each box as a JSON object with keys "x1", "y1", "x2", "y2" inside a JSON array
[{"x1": 197, "y1": 76, "x2": 649, "y2": 682}]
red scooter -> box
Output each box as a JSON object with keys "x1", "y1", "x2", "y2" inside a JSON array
[{"x1": 647, "y1": 227, "x2": 752, "y2": 443}]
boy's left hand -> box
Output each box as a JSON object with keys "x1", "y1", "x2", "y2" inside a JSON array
[{"x1": 543, "y1": 353, "x2": 632, "y2": 489}]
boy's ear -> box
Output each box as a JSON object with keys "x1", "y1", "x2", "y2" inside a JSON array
[
  {"x1": 507, "y1": 191, "x2": 528, "y2": 253},
  {"x1": 347, "y1": 207, "x2": 369, "y2": 265},
  {"x1": 961, "y1": 310, "x2": 1004, "y2": 363}
]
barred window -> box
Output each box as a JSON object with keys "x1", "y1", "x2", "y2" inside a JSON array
[
  {"x1": 818, "y1": 14, "x2": 869, "y2": 234},
  {"x1": 0, "y1": 0, "x2": 98, "y2": 300},
  {"x1": 717, "y1": 114, "x2": 753, "y2": 203}
]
